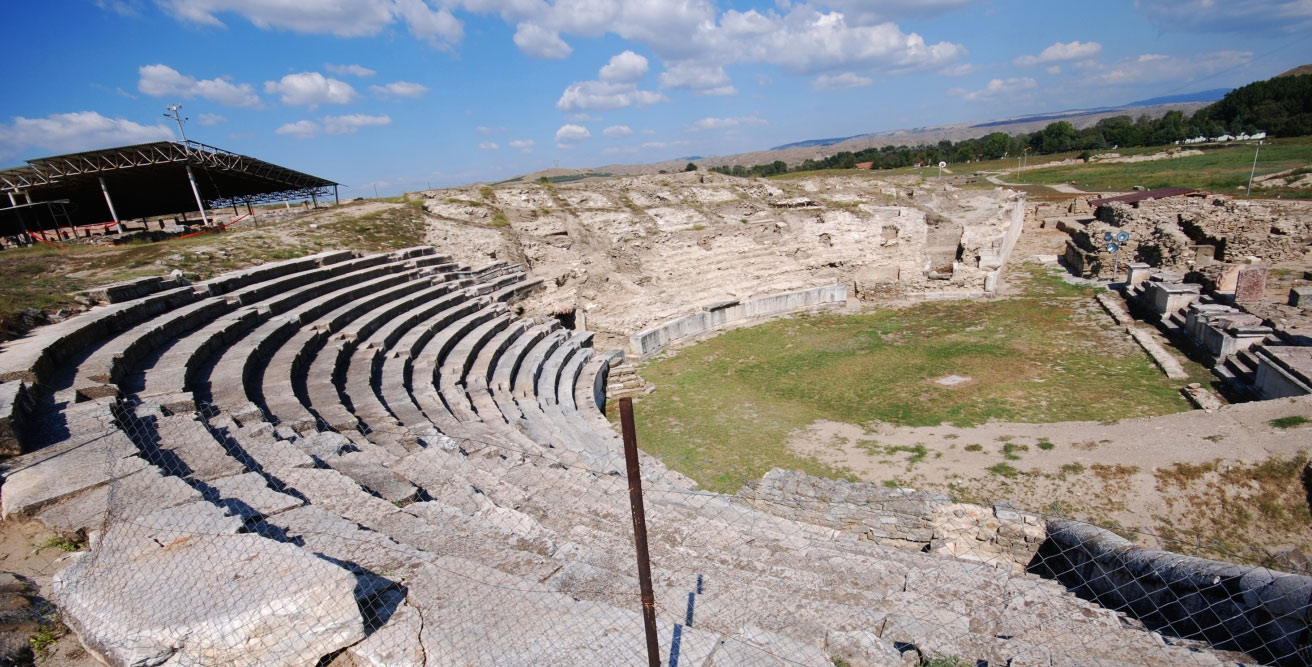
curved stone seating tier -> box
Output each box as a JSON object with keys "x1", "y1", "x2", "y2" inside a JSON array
[
  {"x1": 131, "y1": 251, "x2": 432, "y2": 407},
  {"x1": 202, "y1": 265, "x2": 434, "y2": 420},
  {"x1": 373, "y1": 298, "x2": 495, "y2": 434},
  {"x1": 464, "y1": 318, "x2": 531, "y2": 423},
  {"x1": 435, "y1": 312, "x2": 515, "y2": 423},
  {"x1": 313, "y1": 280, "x2": 476, "y2": 432},
  {"x1": 0, "y1": 250, "x2": 358, "y2": 387},
  {"x1": 351, "y1": 291, "x2": 490, "y2": 434},
  {"x1": 244, "y1": 260, "x2": 465, "y2": 430},
  {"x1": 409, "y1": 306, "x2": 509, "y2": 428},
  {"x1": 0, "y1": 245, "x2": 1297, "y2": 666}
]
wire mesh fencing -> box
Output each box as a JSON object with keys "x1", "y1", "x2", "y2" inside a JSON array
[
  {"x1": 8, "y1": 388, "x2": 1306, "y2": 667},
  {"x1": 0, "y1": 246, "x2": 1305, "y2": 666}
]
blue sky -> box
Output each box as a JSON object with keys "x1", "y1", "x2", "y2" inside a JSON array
[{"x1": 0, "y1": 1, "x2": 1308, "y2": 195}]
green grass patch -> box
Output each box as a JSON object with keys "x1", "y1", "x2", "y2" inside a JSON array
[
  {"x1": 1270, "y1": 415, "x2": 1311, "y2": 429},
  {"x1": 1020, "y1": 137, "x2": 1312, "y2": 198},
  {"x1": 1060, "y1": 462, "x2": 1086, "y2": 475},
  {"x1": 987, "y1": 462, "x2": 1020, "y2": 478},
  {"x1": 629, "y1": 262, "x2": 1192, "y2": 491},
  {"x1": 37, "y1": 535, "x2": 83, "y2": 553},
  {"x1": 1036, "y1": 438, "x2": 1055, "y2": 451}
]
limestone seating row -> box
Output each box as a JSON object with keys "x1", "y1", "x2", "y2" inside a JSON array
[
  {"x1": 134, "y1": 250, "x2": 448, "y2": 407},
  {"x1": 0, "y1": 249, "x2": 358, "y2": 387},
  {"x1": 257, "y1": 271, "x2": 463, "y2": 433},
  {"x1": 0, "y1": 248, "x2": 1258, "y2": 664},
  {"x1": 199, "y1": 258, "x2": 457, "y2": 420}
]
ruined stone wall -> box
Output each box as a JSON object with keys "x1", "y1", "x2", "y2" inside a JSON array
[
  {"x1": 628, "y1": 285, "x2": 848, "y2": 358},
  {"x1": 1035, "y1": 518, "x2": 1312, "y2": 666},
  {"x1": 738, "y1": 469, "x2": 1044, "y2": 572},
  {"x1": 1095, "y1": 196, "x2": 1312, "y2": 271},
  {"x1": 418, "y1": 172, "x2": 1017, "y2": 345}
]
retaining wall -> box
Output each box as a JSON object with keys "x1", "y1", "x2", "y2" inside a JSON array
[
  {"x1": 628, "y1": 285, "x2": 847, "y2": 358},
  {"x1": 1033, "y1": 518, "x2": 1312, "y2": 666}
]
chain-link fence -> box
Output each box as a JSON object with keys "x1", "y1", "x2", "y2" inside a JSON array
[{"x1": 1, "y1": 249, "x2": 1308, "y2": 666}]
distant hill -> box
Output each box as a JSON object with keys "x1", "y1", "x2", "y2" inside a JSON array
[
  {"x1": 785, "y1": 89, "x2": 1231, "y2": 142},
  {"x1": 1275, "y1": 64, "x2": 1312, "y2": 78},
  {"x1": 1120, "y1": 89, "x2": 1230, "y2": 108},
  {"x1": 771, "y1": 136, "x2": 863, "y2": 150},
  {"x1": 1192, "y1": 70, "x2": 1312, "y2": 137}
]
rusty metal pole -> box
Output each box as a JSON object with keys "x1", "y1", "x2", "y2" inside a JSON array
[{"x1": 619, "y1": 397, "x2": 661, "y2": 667}]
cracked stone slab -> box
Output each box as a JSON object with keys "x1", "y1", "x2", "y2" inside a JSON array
[{"x1": 53, "y1": 532, "x2": 365, "y2": 667}]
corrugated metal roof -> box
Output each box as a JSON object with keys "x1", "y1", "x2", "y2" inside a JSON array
[{"x1": 1088, "y1": 187, "x2": 1197, "y2": 207}]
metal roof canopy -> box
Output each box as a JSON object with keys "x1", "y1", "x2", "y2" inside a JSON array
[
  {"x1": 0, "y1": 141, "x2": 337, "y2": 228},
  {"x1": 1088, "y1": 187, "x2": 1198, "y2": 207}
]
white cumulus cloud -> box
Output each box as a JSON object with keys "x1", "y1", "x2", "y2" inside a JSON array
[
  {"x1": 322, "y1": 113, "x2": 390, "y2": 134},
  {"x1": 508, "y1": 139, "x2": 535, "y2": 151},
  {"x1": 325, "y1": 63, "x2": 376, "y2": 77},
  {"x1": 557, "y1": 50, "x2": 666, "y2": 111},
  {"x1": 659, "y1": 61, "x2": 737, "y2": 96},
  {"x1": 949, "y1": 77, "x2": 1037, "y2": 101},
  {"x1": 599, "y1": 50, "x2": 649, "y2": 83},
  {"x1": 811, "y1": 72, "x2": 873, "y2": 91},
  {"x1": 277, "y1": 113, "x2": 390, "y2": 139},
  {"x1": 369, "y1": 81, "x2": 430, "y2": 99},
  {"x1": 479, "y1": 141, "x2": 499, "y2": 150},
  {"x1": 513, "y1": 22, "x2": 572, "y2": 59},
  {"x1": 196, "y1": 113, "x2": 227, "y2": 126},
  {"x1": 264, "y1": 72, "x2": 357, "y2": 108},
  {"x1": 686, "y1": 115, "x2": 767, "y2": 131},
  {"x1": 1014, "y1": 41, "x2": 1102, "y2": 67},
  {"x1": 137, "y1": 64, "x2": 261, "y2": 108},
  {"x1": 160, "y1": 0, "x2": 462, "y2": 47},
  {"x1": 603, "y1": 125, "x2": 634, "y2": 137},
  {"x1": 555, "y1": 123, "x2": 591, "y2": 147},
  {"x1": 0, "y1": 110, "x2": 173, "y2": 160},
  {"x1": 275, "y1": 120, "x2": 320, "y2": 139}
]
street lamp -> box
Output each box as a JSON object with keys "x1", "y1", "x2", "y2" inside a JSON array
[
  {"x1": 164, "y1": 104, "x2": 188, "y2": 142},
  {"x1": 1245, "y1": 139, "x2": 1264, "y2": 198},
  {"x1": 1103, "y1": 231, "x2": 1130, "y2": 282}
]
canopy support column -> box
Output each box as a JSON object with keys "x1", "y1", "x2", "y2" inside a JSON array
[
  {"x1": 99, "y1": 177, "x2": 122, "y2": 235},
  {"x1": 185, "y1": 165, "x2": 210, "y2": 226},
  {"x1": 334, "y1": 185, "x2": 339, "y2": 206}
]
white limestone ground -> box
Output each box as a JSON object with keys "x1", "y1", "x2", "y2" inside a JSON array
[{"x1": 785, "y1": 389, "x2": 1312, "y2": 555}]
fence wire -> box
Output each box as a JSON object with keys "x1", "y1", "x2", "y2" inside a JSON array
[{"x1": 1, "y1": 252, "x2": 1308, "y2": 667}]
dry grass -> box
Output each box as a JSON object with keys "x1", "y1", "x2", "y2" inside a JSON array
[{"x1": 0, "y1": 200, "x2": 428, "y2": 341}]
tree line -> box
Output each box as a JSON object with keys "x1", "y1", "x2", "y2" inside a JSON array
[{"x1": 706, "y1": 73, "x2": 1311, "y2": 178}]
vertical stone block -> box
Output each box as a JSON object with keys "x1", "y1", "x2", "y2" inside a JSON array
[{"x1": 1234, "y1": 265, "x2": 1267, "y2": 303}]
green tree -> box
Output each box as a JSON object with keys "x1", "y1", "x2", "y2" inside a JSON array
[
  {"x1": 684, "y1": 162, "x2": 698, "y2": 172},
  {"x1": 982, "y1": 132, "x2": 1011, "y2": 159},
  {"x1": 1039, "y1": 121, "x2": 1078, "y2": 153}
]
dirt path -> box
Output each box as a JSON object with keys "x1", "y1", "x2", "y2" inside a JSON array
[{"x1": 0, "y1": 520, "x2": 99, "y2": 665}]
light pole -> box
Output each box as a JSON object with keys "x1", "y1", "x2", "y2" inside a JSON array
[
  {"x1": 1104, "y1": 231, "x2": 1130, "y2": 282},
  {"x1": 164, "y1": 104, "x2": 188, "y2": 142},
  {"x1": 1246, "y1": 140, "x2": 1264, "y2": 198}
]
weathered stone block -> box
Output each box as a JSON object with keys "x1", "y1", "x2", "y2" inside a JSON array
[
  {"x1": 53, "y1": 532, "x2": 365, "y2": 666},
  {"x1": 1288, "y1": 285, "x2": 1311, "y2": 308}
]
